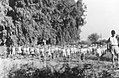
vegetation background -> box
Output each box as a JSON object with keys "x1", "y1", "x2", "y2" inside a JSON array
[{"x1": 0, "y1": 0, "x2": 86, "y2": 46}]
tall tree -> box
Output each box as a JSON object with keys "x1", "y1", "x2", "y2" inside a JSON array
[{"x1": 0, "y1": 0, "x2": 86, "y2": 46}]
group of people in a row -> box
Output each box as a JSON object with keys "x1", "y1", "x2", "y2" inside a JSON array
[
  {"x1": 0, "y1": 43, "x2": 107, "y2": 61},
  {"x1": 4, "y1": 45, "x2": 81, "y2": 58}
]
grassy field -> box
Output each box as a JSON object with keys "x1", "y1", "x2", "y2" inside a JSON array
[
  {"x1": 0, "y1": 55, "x2": 119, "y2": 78},
  {"x1": 0, "y1": 48, "x2": 118, "y2": 78}
]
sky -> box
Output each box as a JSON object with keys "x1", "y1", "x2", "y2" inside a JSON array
[{"x1": 76, "y1": 0, "x2": 119, "y2": 40}]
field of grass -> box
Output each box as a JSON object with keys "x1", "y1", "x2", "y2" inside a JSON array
[
  {"x1": 0, "y1": 48, "x2": 119, "y2": 78},
  {"x1": 0, "y1": 54, "x2": 119, "y2": 78}
]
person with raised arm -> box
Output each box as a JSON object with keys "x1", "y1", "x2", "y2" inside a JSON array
[{"x1": 107, "y1": 30, "x2": 119, "y2": 69}]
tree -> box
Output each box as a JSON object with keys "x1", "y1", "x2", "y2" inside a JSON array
[
  {"x1": 88, "y1": 33, "x2": 100, "y2": 44},
  {"x1": 0, "y1": 0, "x2": 86, "y2": 46},
  {"x1": 98, "y1": 39, "x2": 107, "y2": 45},
  {"x1": 80, "y1": 40, "x2": 91, "y2": 46}
]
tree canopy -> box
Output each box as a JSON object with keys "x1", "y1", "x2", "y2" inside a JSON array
[
  {"x1": 0, "y1": 0, "x2": 86, "y2": 46},
  {"x1": 88, "y1": 33, "x2": 100, "y2": 44}
]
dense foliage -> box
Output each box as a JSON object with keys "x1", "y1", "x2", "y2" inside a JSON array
[
  {"x1": 0, "y1": 0, "x2": 86, "y2": 46},
  {"x1": 88, "y1": 33, "x2": 100, "y2": 44}
]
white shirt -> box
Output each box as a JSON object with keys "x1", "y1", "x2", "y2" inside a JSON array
[
  {"x1": 67, "y1": 48, "x2": 70, "y2": 55},
  {"x1": 18, "y1": 46, "x2": 22, "y2": 53},
  {"x1": 12, "y1": 47, "x2": 16, "y2": 54},
  {"x1": 97, "y1": 48, "x2": 102, "y2": 56},
  {"x1": 109, "y1": 36, "x2": 118, "y2": 45}
]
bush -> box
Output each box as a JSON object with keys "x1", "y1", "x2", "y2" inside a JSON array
[
  {"x1": 85, "y1": 54, "x2": 98, "y2": 60},
  {"x1": 100, "y1": 52, "x2": 112, "y2": 61}
]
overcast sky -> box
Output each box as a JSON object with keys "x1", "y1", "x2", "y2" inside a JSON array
[{"x1": 79, "y1": 0, "x2": 119, "y2": 40}]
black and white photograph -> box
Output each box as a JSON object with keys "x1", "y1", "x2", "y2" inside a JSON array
[{"x1": 0, "y1": 0, "x2": 119, "y2": 78}]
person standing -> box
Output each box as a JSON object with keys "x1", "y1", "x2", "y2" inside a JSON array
[{"x1": 107, "y1": 30, "x2": 119, "y2": 68}]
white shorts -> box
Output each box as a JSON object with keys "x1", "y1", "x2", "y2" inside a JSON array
[{"x1": 111, "y1": 46, "x2": 119, "y2": 55}]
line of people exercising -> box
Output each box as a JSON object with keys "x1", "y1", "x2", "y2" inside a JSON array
[{"x1": 1, "y1": 45, "x2": 82, "y2": 60}]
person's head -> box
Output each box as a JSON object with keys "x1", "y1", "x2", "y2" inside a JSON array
[{"x1": 111, "y1": 30, "x2": 115, "y2": 36}]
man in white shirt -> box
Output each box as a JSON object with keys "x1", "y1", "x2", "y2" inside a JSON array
[{"x1": 107, "y1": 30, "x2": 119, "y2": 68}]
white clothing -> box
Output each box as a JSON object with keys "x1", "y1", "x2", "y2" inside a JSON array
[
  {"x1": 97, "y1": 48, "x2": 102, "y2": 56},
  {"x1": 109, "y1": 36, "x2": 118, "y2": 46},
  {"x1": 63, "y1": 49, "x2": 66, "y2": 56},
  {"x1": 35, "y1": 48, "x2": 39, "y2": 53},
  {"x1": 12, "y1": 47, "x2": 16, "y2": 54},
  {"x1": 67, "y1": 48, "x2": 70, "y2": 56},
  {"x1": 48, "y1": 49, "x2": 51, "y2": 56},
  {"x1": 26, "y1": 47, "x2": 30, "y2": 54},
  {"x1": 109, "y1": 35, "x2": 119, "y2": 55},
  {"x1": 81, "y1": 48, "x2": 87, "y2": 54},
  {"x1": 111, "y1": 46, "x2": 119, "y2": 55},
  {"x1": 30, "y1": 48, "x2": 35, "y2": 54},
  {"x1": 23, "y1": 48, "x2": 27, "y2": 54},
  {"x1": 71, "y1": 48, "x2": 74, "y2": 53},
  {"x1": 18, "y1": 47, "x2": 22, "y2": 53}
]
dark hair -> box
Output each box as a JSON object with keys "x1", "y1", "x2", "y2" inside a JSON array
[{"x1": 111, "y1": 30, "x2": 115, "y2": 34}]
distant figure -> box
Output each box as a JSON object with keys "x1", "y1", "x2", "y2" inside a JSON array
[
  {"x1": 107, "y1": 30, "x2": 119, "y2": 68},
  {"x1": 43, "y1": 39, "x2": 46, "y2": 45}
]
